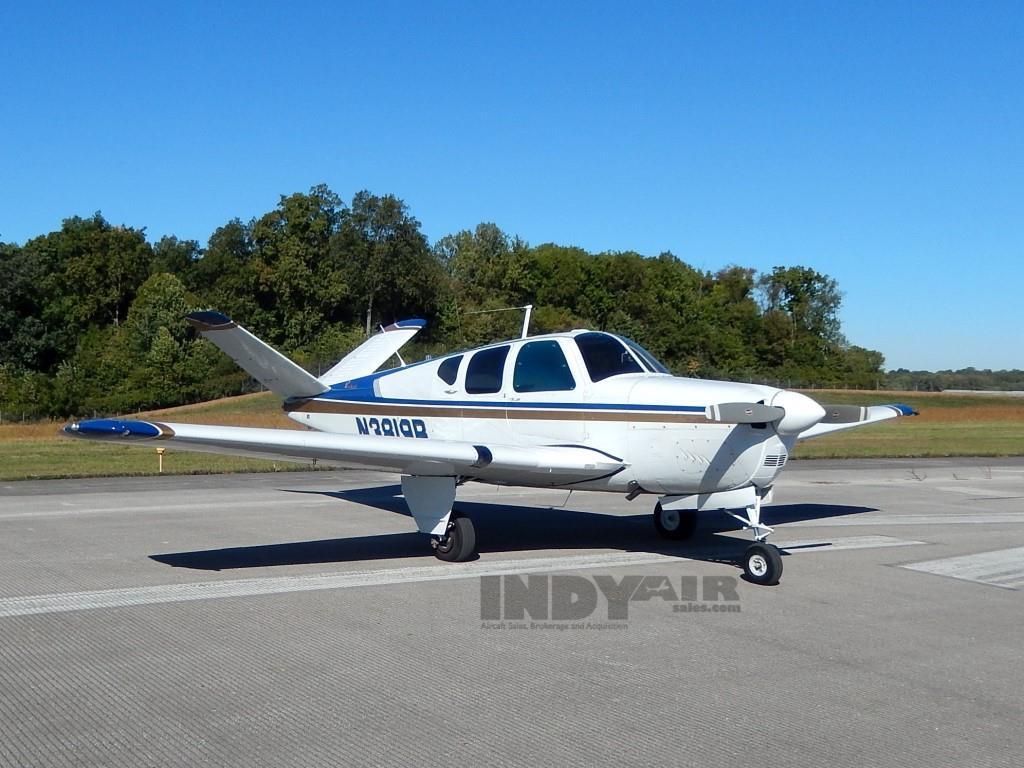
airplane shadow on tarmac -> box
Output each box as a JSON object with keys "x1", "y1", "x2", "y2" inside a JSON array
[{"x1": 149, "y1": 484, "x2": 876, "y2": 572}]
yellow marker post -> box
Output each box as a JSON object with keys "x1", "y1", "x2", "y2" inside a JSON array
[{"x1": 156, "y1": 447, "x2": 166, "y2": 473}]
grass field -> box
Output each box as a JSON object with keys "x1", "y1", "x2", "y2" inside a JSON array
[
  {"x1": 1, "y1": 389, "x2": 1022, "y2": 481},
  {"x1": 794, "y1": 390, "x2": 1024, "y2": 458},
  {"x1": 0, "y1": 393, "x2": 303, "y2": 481}
]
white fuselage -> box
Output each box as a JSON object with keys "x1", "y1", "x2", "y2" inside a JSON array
[{"x1": 286, "y1": 331, "x2": 796, "y2": 496}]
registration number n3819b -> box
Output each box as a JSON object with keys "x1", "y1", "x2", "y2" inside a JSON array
[{"x1": 356, "y1": 417, "x2": 428, "y2": 439}]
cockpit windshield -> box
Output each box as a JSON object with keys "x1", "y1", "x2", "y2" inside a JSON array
[
  {"x1": 574, "y1": 332, "x2": 645, "y2": 382},
  {"x1": 619, "y1": 337, "x2": 670, "y2": 374}
]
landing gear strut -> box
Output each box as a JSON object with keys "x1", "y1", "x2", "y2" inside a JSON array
[
  {"x1": 432, "y1": 512, "x2": 477, "y2": 562},
  {"x1": 653, "y1": 502, "x2": 698, "y2": 541},
  {"x1": 725, "y1": 490, "x2": 783, "y2": 585}
]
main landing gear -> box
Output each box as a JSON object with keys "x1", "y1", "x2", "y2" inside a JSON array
[
  {"x1": 432, "y1": 512, "x2": 477, "y2": 562},
  {"x1": 401, "y1": 475, "x2": 479, "y2": 563},
  {"x1": 653, "y1": 502, "x2": 698, "y2": 541}
]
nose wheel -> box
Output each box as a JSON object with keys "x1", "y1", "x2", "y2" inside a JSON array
[{"x1": 742, "y1": 542, "x2": 783, "y2": 585}]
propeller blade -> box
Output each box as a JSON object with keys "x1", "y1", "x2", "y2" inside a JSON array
[
  {"x1": 705, "y1": 402, "x2": 785, "y2": 424},
  {"x1": 818, "y1": 404, "x2": 869, "y2": 424}
]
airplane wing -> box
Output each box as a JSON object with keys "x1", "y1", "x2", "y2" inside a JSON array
[
  {"x1": 318, "y1": 319, "x2": 425, "y2": 386},
  {"x1": 62, "y1": 418, "x2": 626, "y2": 486},
  {"x1": 797, "y1": 403, "x2": 917, "y2": 441}
]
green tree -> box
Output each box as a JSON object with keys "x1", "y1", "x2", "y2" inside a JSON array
[
  {"x1": 0, "y1": 241, "x2": 51, "y2": 371},
  {"x1": 335, "y1": 191, "x2": 442, "y2": 335},
  {"x1": 192, "y1": 218, "x2": 259, "y2": 326},
  {"x1": 124, "y1": 272, "x2": 191, "y2": 354},
  {"x1": 36, "y1": 214, "x2": 153, "y2": 331},
  {"x1": 757, "y1": 265, "x2": 844, "y2": 378},
  {"x1": 758, "y1": 265, "x2": 843, "y2": 344},
  {"x1": 248, "y1": 184, "x2": 347, "y2": 348},
  {"x1": 151, "y1": 236, "x2": 200, "y2": 283}
]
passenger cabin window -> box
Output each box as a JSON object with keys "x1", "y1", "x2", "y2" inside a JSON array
[
  {"x1": 574, "y1": 332, "x2": 644, "y2": 382},
  {"x1": 465, "y1": 346, "x2": 510, "y2": 394},
  {"x1": 437, "y1": 355, "x2": 462, "y2": 386},
  {"x1": 513, "y1": 340, "x2": 576, "y2": 393},
  {"x1": 621, "y1": 337, "x2": 670, "y2": 374}
]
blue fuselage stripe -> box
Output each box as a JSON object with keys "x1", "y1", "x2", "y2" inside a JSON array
[{"x1": 316, "y1": 391, "x2": 705, "y2": 413}]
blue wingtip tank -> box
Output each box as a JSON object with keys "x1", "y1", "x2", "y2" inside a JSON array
[{"x1": 62, "y1": 419, "x2": 162, "y2": 440}]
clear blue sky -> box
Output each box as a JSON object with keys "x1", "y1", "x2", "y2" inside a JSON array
[{"x1": 1, "y1": 1, "x2": 1020, "y2": 371}]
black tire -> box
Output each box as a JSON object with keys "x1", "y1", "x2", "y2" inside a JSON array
[
  {"x1": 434, "y1": 514, "x2": 477, "y2": 562},
  {"x1": 653, "y1": 502, "x2": 698, "y2": 541},
  {"x1": 743, "y1": 542, "x2": 783, "y2": 585}
]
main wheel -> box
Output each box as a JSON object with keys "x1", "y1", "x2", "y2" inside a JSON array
[
  {"x1": 653, "y1": 502, "x2": 698, "y2": 541},
  {"x1": 743, "y1": 542, "x2": 783, "y2": 585},
  {"x1": 433, "y1": 513, "x2": 477, "y2": 562}
]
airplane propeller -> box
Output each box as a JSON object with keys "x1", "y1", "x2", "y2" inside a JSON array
[
  {"x1": 818, "y1": 404, "x2": 870, "y2": 424},
  {"x1": 818, "y1": 403, "x2": 919, "y2": 423},
  {"x1": 705, "y1": 402, "x2": 785, "y2": 424},
  {"x1": 706, "y1": 391, "x2": 828, "y2": 435}
]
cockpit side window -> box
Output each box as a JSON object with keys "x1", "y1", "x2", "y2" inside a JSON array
[
  {"x1": 574, "y1": 332, "x2": 644, "y2": 382},
  {"x1": 465, "y1": 346, "x2": 510, "y2": 394},
  {"x1": 437, "y1": 355, "x2": 463, "y2": 386},
  {"x1": 513, "y1": 340, "x2": 576, "y2": 393}
]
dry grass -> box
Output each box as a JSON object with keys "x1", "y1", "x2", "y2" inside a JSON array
[
  {"x1": 0, "y1": 392, "x2": 302, "y2": 481},
  {"x1": 803, "y1": 389, "x2": 1024, "y2": 423},
  {"x1": 794, "y1": 390, "x2": 1024, "y2": 458},
  {"x1": 0, "y1": 392, "x2": 295, "y2": 441}
]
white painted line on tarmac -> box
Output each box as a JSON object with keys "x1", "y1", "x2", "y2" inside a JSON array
[
  {"x1": 0, "y1": 497, "x2": 339, "y2": 520},
  {"x1": 935, "y1": 485, "x2": 1024, "y2": 497},
  {"x1": 780, "y1": 512, "x2": 1024, "y2": 527},
  {"x1": 777, "y1": 535, "x2": 924, "y2": 553},
  {"x1": 0, "y1": 536, "x2": 924, "y2": 618},
  {"x1": 900, "y1": 547, "x2": 1024, "y2": 590},
  {"x1": 0, "y1": 553, "x2": 674, "y2": 618}
]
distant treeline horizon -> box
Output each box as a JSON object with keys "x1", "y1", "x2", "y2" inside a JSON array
[{"x1": 1, "y1": 184, "x2": 1020, "y2": 419}]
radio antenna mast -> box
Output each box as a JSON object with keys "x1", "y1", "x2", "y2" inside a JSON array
[{"x1": 464, "y1": 304, "x2": 534, "y2": 338}]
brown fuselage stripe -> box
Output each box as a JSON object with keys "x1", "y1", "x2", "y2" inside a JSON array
[
  {"x1": 151, "y1": 422, "x2": 176, "y2": 438},
  {"x1": 286, "y1": 400, "x2": 708, "y2": 424}
]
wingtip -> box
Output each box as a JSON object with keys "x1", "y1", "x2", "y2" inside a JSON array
[
  {"x1": 887, "y1": 403, "x2": 919, "y2": 417},
  {"x1": 186, "y1": 311, "x2": 236, "y2": 332},
  {"x1": 61, "y1": 418, "x2": 163, "y2": 439},
  {"x1": 382, "y1": 318, "x2": 427, "y2": 331}
]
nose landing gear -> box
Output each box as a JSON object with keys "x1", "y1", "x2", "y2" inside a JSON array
[{"x1": 725, "y1": 491, "x2": 783, "y2": 585}]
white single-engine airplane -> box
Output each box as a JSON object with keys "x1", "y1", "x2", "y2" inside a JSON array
[{"x1": 64, "y1": 311, "x2": 916, "y2": 585}]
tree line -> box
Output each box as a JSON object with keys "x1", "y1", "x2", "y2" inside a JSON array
[{"x1": 0, "y1": 184, "x2": 989, "y2": 420}]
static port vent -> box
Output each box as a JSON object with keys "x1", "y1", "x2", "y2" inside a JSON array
[{"x1": 763, "y1": 454, "x2": 787, "y2": 468}]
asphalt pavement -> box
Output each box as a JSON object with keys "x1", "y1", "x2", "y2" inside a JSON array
[{"x1": 0, "y1": 458, "x2": 1022, "y2": 767}]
